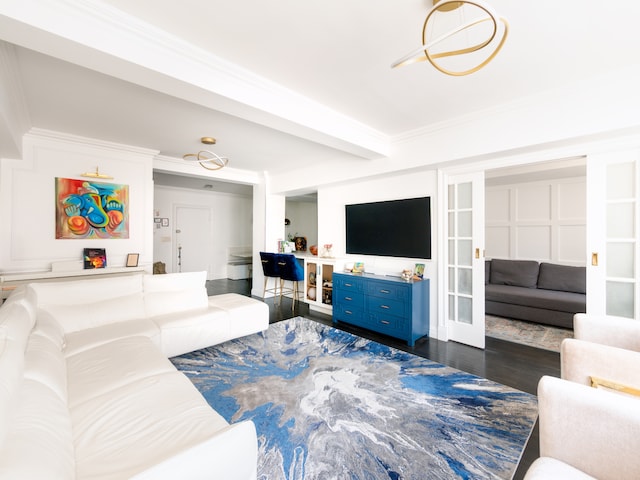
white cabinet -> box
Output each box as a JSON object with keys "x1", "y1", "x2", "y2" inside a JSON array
[{"x1": 303, "y1": 258, "x2": 335, "y2": 312}]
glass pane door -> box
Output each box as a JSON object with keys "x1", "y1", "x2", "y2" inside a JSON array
[
  {"x1": 446, "y1": 172, "x2": 485, "y2": 348},
  {"x1": 587, "y1": 155, "x2": 639, "y2": 318}
]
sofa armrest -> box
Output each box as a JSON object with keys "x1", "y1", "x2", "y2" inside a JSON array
[
  {"x1": 573, "y1": 313, "x2": 640, "y2": 352},
  {"x1": 535, "y1": 376, "x2": 640, "y2": 480},
  {"x1": 561, "y1": 338, "x2": 640, "y2": 389},
  {"x1": 131, "y1": 420, "x2": 258, "y2": 480}
]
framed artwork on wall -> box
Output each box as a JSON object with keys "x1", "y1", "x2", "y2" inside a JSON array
[{"x1": 55, "y1": 177, "x2": 129, "y2": 239}]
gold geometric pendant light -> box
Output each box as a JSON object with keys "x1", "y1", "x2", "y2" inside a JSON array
[
  {"x1": 183, "y1": 137, "x2": 229, "y2": 171},
  {"x1": 391, "y1": 0, "x2": 509, "y2": 76}
]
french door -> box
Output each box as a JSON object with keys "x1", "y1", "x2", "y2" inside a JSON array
[
  {"x1": 587, "y1": 152, "x2": 640, "y2": 318},
  {"x1": 445, "y1": 171, "x2": 486, "y2": 348}
]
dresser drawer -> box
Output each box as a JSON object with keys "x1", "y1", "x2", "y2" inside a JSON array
[
  {"x1": 366, "y1": 296, "x2": 406, "y2": 318},
  {"x1": 366, "y1": 280, "x2": 409, "y2": 301},
  {"x1": 367, "y1": 312, "x2": 407, "y2": 336},
  {"x1": 334, "y1": 275, "x2": 364, "y2": 293},
  {"x1": 334, "y1": 302, "x2": 364, "y2": 323},
  {"x1": 333, "y1": 290, "x2": 364, "y2": 309}
]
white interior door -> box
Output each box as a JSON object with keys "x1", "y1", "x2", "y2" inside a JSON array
[
  {"x1": 587, "y1": 153, "x2": 640, "y2": 318},
  {"x1": 446, "y1": 172, "x2": 486, "y2": 348},
  {"x1": 174, "y1": 205, "x2": 212, "y2": 277}
]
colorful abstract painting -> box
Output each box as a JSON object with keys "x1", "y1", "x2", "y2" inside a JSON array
[{"x1": 55, "y1": 177, "x2": 129, "y2": 239}]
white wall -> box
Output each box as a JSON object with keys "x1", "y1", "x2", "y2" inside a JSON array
[
  {"x1": 153, "y1": 184, "x2": 252, "y2": 279},
  {"x1": 0, "y1": 129, "x2": 155, "y2": 273},
  {"x1": 318, "y1": 170, "x2": 438, "y2": 332},
  {"x1": 486, "y1": 176, "x2": 586, "y2": 265},
  {"x1": 285, "y1": 200, "x2": 318, "y2": 248}
]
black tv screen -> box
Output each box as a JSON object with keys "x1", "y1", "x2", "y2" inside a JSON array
[{"x1": 345, "y1": 197, "x2": 431, "y2": 259}]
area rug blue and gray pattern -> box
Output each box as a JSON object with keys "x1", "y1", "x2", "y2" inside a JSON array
[{"x1": 172, "y1": 317, "x2": 538, "y2": 479}]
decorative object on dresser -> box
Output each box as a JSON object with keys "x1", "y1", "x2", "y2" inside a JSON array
[{"x1": 333, "y1": 272, "x2": 430, "y2": 346}]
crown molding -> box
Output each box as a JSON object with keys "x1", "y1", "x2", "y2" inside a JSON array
[{"x1": 25, "y1": 128, "x2": 160, "y2": 157}]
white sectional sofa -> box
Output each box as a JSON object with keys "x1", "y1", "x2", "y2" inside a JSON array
[{"x1": 0, "y1": 271, "x2": 269, "y2": 479}]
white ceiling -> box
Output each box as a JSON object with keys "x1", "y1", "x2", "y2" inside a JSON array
[{"x1": 1, "y1": 1, "x2": 640, "y2": 185}]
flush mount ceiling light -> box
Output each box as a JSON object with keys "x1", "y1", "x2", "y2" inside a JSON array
[
  {"x1": 183, "y1": 137, "x2": 229, "y2": 171},
  {"x1": 391, "y1": 0, "x2": 508, "y2": 76}
]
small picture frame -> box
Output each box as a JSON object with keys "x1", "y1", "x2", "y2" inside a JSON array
[
  {"x1": 154, "y1": 218, "x2": 162, "y2": 224},
  {"x1": 414, "y1": 263, "x2": 425, "y2": 279},
  {"x1": 126, "y1": 253, "x2": 139, "y2": 267},
  {"x1": 294, "y1": 236, "x2": 307, "y2": 251},
  {"x1": 84, "y1": 248, "x2": 107, "y2": 269},
  {"x1": 161, "y1": 218, "x2": 169, "y2": 227}
]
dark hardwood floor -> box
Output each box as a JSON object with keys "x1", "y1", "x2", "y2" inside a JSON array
[{"x1": 207, "y1": 278, "x2": 560, "y2": 480}]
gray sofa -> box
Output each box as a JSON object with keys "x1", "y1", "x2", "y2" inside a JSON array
[{"x1": 485, "y1": 259, "x2": 586, "y2": 329}]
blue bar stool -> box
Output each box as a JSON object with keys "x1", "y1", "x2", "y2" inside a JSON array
[
  {"x1": 259, "y1": 252, "x2": 281, "y2": 300},
  {"x1": 276, "y1": 253, "x2": 305, "y2": 310}
]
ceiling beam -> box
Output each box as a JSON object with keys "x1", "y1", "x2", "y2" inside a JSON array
[{"x1": 0, "y1": 0, "x2": 390, "y2": 159}]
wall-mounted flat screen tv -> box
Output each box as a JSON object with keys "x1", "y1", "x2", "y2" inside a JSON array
[{"x1": 345, "y1": 197, "x2": 431, "y2": 259}]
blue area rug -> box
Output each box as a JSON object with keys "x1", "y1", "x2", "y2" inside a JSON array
[{"x1": 172, "y1": 317, "x2": 538, "y2": 479}]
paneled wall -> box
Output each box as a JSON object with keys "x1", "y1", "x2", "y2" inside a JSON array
[
  {"x1": 0, "y1": 130, "x2": 155, "y2": 273},
  {"x1": 485, "y1": 177, "x2": 586, "y2": 265}
]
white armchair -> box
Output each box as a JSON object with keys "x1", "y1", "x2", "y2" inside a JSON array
[
  {"x1": 524, "y1": 376, "x2": 640, "y2": 480},
  {"x1": 573, "y1": 313, "x2": 640, "y2": 351},
  {"x1": 561, "y1": 338, "x2": 640, "y2": 392}
]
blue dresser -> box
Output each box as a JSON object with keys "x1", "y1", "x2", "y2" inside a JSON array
[{"x1": 332, "y1": 272, "x2": 430, "y2": 346}]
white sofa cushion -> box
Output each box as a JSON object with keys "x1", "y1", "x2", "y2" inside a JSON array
[
  {"x1": 0, "y1": 302, "x2": 35, "y2": 448},
  {"x1": 72, "y1": 371, "x2": 231, "y2": 480},
  {"x1": 0, "y1": 379, "x2": 75, "y2": 479},
  {"x1": 63, "y1": 318, "x2": 160, "y2": 357},
  {"x1": 208, "y1": 293, "x2": 269, "y2": 340},
  {"x1": 23, "y1": 332, "x2": 67, "y2": 402},
  {"x1": 525, "y1": 457, "x2": 596, "y2": 479},
  {"x1": 40, "y1": 292, "x2": 147, "y2": 334},
  {"x1": 0, "y1": 300, "x2": 35, "y2": 343},
  {"x1": 144, "y1": 271, "x2": 208, "y2": 318},
  {"x1": 131, "y1": 421, "x2": 258, "y2": 480},
  {"x1": 29, "y1": 274, "x2": 144, "y2": 305},
  {"x1": 66, "y1": 336, "x2": 175, "y2": 408},
  {"x1": 0, "y1": 334, "x2": 25, "y2": 450},
  {"x1": 152, "y1": 307, "x2": 230, "y2": 358},
  {"x1": 33, "y1": 311, "x2": 66, "y2": 350}
]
